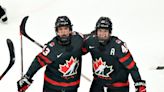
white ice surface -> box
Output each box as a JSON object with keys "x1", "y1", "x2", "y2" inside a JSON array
[{"x1": 1, "y1": 0, "x2": 164, "y2": 92}]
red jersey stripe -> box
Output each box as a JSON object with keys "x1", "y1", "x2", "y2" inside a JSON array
[
  {"x1": 44, "y1": 74, "x2": 80, "y2": 87},
  {"x1": 37, "y1": 57, "x2": 45, "y2": 67},
  {"x1": 112, "y1": 81, "x2": 129, "y2": 87},
  {"x1": 127, "y1": 61, "x2": 136, "y2": 69},
  {"x1": 82, "y1": 47, "x2": 87, "y2": 53},
  {"x1": 38, "y1": 53, "x2": 52, "y2": 64},
  {"x1": 119, "y1": 52, "x2": 131, "y2": 63}
]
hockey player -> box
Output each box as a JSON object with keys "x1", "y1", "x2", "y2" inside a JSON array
[
  {"x1": 83, "y1": 17, "x2": 146, "y2": 92},
  {"x1": 0, "y1": 5, "x2": 8, "y2": 23},
  {"x1": 17, "y1": 16, "x2": 84, "y2": 92}
]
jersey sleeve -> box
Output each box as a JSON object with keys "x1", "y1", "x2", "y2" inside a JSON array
[
  {"x1": 115, "y1": 41, "x2": 142, "y2": 82},
  {"x1": 26, "y1": 43, "x2": 54, "y2": 78}
]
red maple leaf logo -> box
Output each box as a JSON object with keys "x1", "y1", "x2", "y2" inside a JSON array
[
  {"x1": 93, "y1": 58, "x2": 104, "y2": 71},
  {"x1": 59, "y1": 56, "x2": 79, "y2": 76},
  {"x1": 93, "y1": 57, "x2": 114, "y2": 78}
]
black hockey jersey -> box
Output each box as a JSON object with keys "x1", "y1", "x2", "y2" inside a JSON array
[
  {"x1": 26, "y1": 32, "x2": 84, "y2": 90},
  {"x1": 83, "y1": 35, "x2": 142, "y2": 87}
]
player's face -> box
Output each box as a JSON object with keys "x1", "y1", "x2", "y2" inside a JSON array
[
  {"x1": 97, "y1": 28, "x2": 110, "y2": 40},
  {"x1": 56, "y1": 26, "x2": 72, "y2": 37}
]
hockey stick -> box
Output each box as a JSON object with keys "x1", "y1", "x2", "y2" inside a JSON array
[
  {"x1": 20, "y1": 16, "x2": 91, "y2": 82},
  {"x1": 20, "y1": 17, "x2": 24, "y2": 78},
  {"x1": 0, "y1": 39, "x2": 15, "y2": 80},
  {"x1": 156, "y1": 66, "x2": 164, "y2": 70},
  {"x1": 20, "y1": 16, "x2": 43, "y2": 48}
]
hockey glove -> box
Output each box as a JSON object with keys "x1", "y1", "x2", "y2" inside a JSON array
[
  {"x1": 134, "y1": 80, "x2": 146, "y2": 92},
  {"x1": 17, "y1": 75, "x2": 33, "y2": 92}
]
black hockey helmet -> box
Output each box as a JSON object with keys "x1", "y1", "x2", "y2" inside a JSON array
[
  {"x1": 55, "y1": 16, "x2": 73, "y2": 31},
  {"x1": 95, "y1": 17, "x2": 112, "y2": 33}
]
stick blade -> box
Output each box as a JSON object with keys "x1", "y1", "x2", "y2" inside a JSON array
[
  {"x1": 156, "y1": 66, "x2": 164, "y2": 70},
  {"x1": 7, "y1": 39, "x2": 15, "y2": 60},
  {"x1": 0, "y1": 39, "x2": 15, "y2": 80},
  {"x1": 20, "y1": 16, "x2": 29, "y2": 36}
]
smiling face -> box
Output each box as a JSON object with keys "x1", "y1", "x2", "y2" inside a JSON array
[{"x1": 97, "y1": 28, "x2": 111, "y2": 41}]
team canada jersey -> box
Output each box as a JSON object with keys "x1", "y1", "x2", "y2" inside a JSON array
[
  {"x1": 83, "y1": 35, "x2": 142, "y2": 87},
  {"x1": 26, "y1": 32, "x2": 84, "y2": 90}
]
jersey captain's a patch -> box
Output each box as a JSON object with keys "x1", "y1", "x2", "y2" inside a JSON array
[{"x1": 110, "y1": 48, "x2": 115, "y2": 55}]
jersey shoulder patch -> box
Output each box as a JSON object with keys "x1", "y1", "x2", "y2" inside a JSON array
[
  {"x1": 48, "y1": 38, "x2": 56, "y2": 47},
  {"x1": 112, "y1": 36, "x2": 129, "y2": 53},
  {"x1": 112, "y1": 36, "x2": 122, "y2": 44},
  {"x1": 115, "y1": 39, "x2": 122, "y2": 44},
  {"x1": 48, "y1": 41, "x2": 55, "y2": 47}
]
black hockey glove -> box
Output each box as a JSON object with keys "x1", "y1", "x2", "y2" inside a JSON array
[
  {"x1": 17, "y1": 75, "x2": 33, "y2": 92},
  {"x1": 134, "y1": 80, "x2": 146, "y2": 92}
]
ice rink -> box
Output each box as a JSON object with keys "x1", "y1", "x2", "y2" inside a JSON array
[{"x1": 1, "y1": 0, "x2": 164, "y2": 92}]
